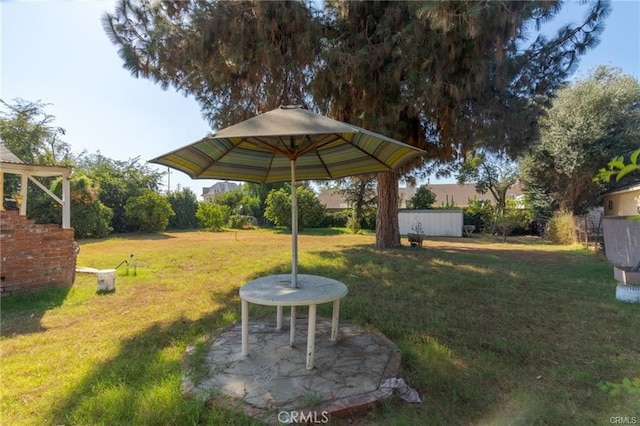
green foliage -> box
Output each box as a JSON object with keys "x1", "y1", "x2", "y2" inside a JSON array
[
  {"x1": 242, "y1": 182, "x2": 288, "y2": 221},
  {"x1": 167, "y1": 188, "x2": 199, "y2": 230},
  {"x1": 521, "y1": 66, "x2": 640, "y2": 215},
  {"x1": 124, "y1": 190, "x2": 175, "y2": 232},
  {"x1": 78, "y1": 154, "x2": 164, "y2": 233},
  {"x1": 24, "y1": 174, "x2": 112, "y2": 238},
  {"x1": 457, "y1": 150, "x2": 519, "y2": 211},
  {"x1": 322, "y1": 209, "x2": 351, "y2": 228},
  {"x1": 196, "y1": 202, "x2": 230, "y2": 231},
  {"x1": 464, "y1": 197, "x2": 494, "y2": 233},
  {"x1": 0, "y1": 98, "x2": 73, "y2": 199},
  {"x1": 407, "y1": 186, "x2": 436, "y2": 209},
  {"x1": 346, "y1": 210, "x2": 361, "y2": 234},
  {"x1": 264, "y1": 186, "x2": 326, "y2": 229},
  {"x1": 227, "y1": 215, "x2": 255, "y2": 229},
  {"x1": 0, "y1": 98, "x2": 72, "y2": 166},
  {"x1": 104, "y1": 0, "x2": 609, "y2": 249},
  {"x1": 546, "y1": 210, "x2": 577, "y2": 245},
  {"x1": 600, "y1": 377, "x2": 640, "y2": 396},
  {"x1": 71, "y1": 201, "x2": 113, "y2": 238},
  {"x1": 213, "y1": 187, "x2": 261, "y2": 217},
  {"x1": 495, "y1": 201, "x2": 531, "y2": 241},
  {"x1": 597, "y1": 148, "x2": 640, "y2": 183}
]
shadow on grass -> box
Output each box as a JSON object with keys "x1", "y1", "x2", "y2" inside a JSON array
[
  {"x1": 248, "y1": 244, "x2": 638, "y2": 424},
  {"x1": 44, "y1": 285, "x2": 261, "y2": 425},
  {"x1": 0, "y1": 285, "x2": 71, "y2": 336}
]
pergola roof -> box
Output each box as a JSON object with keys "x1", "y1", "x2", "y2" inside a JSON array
[{"x1": 0, "y1": 143, "x2": 71, "y2": 177}]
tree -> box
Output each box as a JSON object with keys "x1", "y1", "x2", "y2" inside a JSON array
[
  {"x1": 407, "y1": 186, "x2": 436, "y2": 209},
  {"x1": 104, "y1": 0, "x2": 610, "y2": 248},
  {"x1": 243, "y1": 182, "x2": 288, "y2": 222},
  {"x1": 124, "y1": 190, "x2": 174, "y2": 232},
  {"x1": 78, "y1": 153, "x2": 164, "y2": 232},
  {"x1": 213, "y1": 187, "x2": 260, "y2": 217},
  {"x1": 167, "y1": 188, "x2": 199, "y2": 230},
  {"x1": 334, "y1": 175, "x2": 377, "y2": 223},
  {"x1": 0, "y1": 98, "x2": 74, "y2": 200},
  {"x1": 521, "y1": 66, "x2": 640, "y2": 216},
  {"x1": 264, "y1": 186, "x2": 325, "y2": 230}
]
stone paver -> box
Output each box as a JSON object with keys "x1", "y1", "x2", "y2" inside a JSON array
[{"x1": 181, "y1": 316, "x2": 403, "y2": 422}]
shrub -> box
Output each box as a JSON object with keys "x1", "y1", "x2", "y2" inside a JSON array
[
  {"x1": 123, "y1": 190, "x2": 174, "y2": 232},
  {"x1": 463, "y1": 197, "x2": 494, "y2": 233},
  {"x1": 196, "y1": 202, "x2": 230, "y2": 231},
  {"x1": 228, "y1": 215, "x2": 256, "y2": 229},
  {"x1": 264, "y1": 186, "x2": 326, "y2": 229},
  {"x1": 546, "y1": 210, "x2": 576, "y2": 244},
  {"x1": 322, "y1": 209, "x2": 351, "y2": 228}
]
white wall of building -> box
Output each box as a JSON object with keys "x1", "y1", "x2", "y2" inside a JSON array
[{"x1": 398, "y1": 210, "x2": 463, "y2": 237}]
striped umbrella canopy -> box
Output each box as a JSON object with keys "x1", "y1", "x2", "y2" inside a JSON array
[{"x1": 150, "y1": 105, "x2": 424, "y2": 287}]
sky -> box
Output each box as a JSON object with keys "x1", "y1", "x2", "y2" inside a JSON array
[{"x1": 1, "y1": 0, "x2": 639, "y2": 198}]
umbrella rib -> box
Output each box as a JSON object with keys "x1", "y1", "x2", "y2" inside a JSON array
[
  {"x1": 264, "y1": 152, "x2": 276, "y2": 181},
  {"x1": 294, "y1": 134, "x2": 339, "y2": 158},
  {"x1": 314, "y1": 150, "x2": 333, "y2": 179},
  {"x1": 249, "y1": 137, "x2": 292, "y2": 158}
]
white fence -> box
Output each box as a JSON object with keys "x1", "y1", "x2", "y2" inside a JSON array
[{"x1": 398, "y1": 210, "x2": 463, "y2": 237}]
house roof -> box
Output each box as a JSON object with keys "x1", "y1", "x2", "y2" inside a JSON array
[
  {"x1": 603, "y1": 182, "x2": 640, "y2": 196},
  {"x1": 318, "y1": 190, "x2": 350, "y2": 209}
]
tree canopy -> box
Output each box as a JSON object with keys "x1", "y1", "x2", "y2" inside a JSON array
[
  {"x1": 104, "y1": 0, "x2": 610, "y2": 247},
  {"x1": 521, "y1": 66, "x2": 640, "y2": 216}
]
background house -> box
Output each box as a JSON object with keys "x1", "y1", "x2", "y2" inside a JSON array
[
  {"x1": 202, "y1": 181, "x2": 239, "y2": 202},
  {"x1": 602, "y1": 183, "x2": 640, "y2": 216},
  {"x1": 319, "y1": 183, "x2": 525, "y2": 210}
]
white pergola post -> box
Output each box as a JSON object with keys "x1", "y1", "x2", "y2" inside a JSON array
[
  {"x1": 62, "y1": 176, "x2": 71, "y2": 229},
  {"x1": 19, "y1": 174, "x2": 28, "y2": 216},
  {"x1": 0, "y1": 171, "x2": 4, "y2": 211}
]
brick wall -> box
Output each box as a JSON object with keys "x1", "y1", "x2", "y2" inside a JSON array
[{"x1": 0, "y1": 210, "x2": 77, "y2": 296}]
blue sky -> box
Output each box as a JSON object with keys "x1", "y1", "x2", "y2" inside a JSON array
[{"x1": 2, "y1": 0, "x2": 639, "y2": 196}]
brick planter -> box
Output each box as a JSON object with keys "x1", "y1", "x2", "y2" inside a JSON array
[{"x1": 0, "y1": 210, "x2": 77, "y2": 295}]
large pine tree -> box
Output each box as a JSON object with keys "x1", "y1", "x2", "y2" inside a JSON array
[{"x1": 104, "y1": 0, "x2": 609, "y2": 248}]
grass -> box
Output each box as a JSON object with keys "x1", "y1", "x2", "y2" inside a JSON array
[{"x1": 1, "y1": 230, "x2": 639, "y2": 425}]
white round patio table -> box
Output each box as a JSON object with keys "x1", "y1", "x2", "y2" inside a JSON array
[{"x1": 239, "y1": 274, "x2": 348, "y2": 370}]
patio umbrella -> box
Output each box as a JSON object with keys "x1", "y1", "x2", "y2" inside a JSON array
[{"x1": 150, "y1": 105, "x2": 424, "y2": 287}]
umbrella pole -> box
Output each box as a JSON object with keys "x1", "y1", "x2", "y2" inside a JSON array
[{"x1": 291, "y1": 159, "x2": 298, "y2": 289}]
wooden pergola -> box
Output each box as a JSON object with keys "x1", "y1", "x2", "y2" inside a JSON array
[{"x1": 0, "y1": 144, "x2": 72, "y2": 228}]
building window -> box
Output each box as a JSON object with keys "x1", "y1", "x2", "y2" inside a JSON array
[{"x1": 608, "y1": 200, "x2": 613, "y2": 211}]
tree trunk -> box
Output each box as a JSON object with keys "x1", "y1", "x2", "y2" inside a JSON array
[{"x1": 375, "y1": 171, "x2": 401, "y2": 249}]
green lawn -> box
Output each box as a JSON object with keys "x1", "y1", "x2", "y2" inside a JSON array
[{"x1": 1, "y1": 230, "x2": 638, "y2": 425}]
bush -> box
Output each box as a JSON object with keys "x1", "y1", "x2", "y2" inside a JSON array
[
  {"x1": 124, "y1": 190, "x2": 175, "y2": 232},
  {"x1": 196, "y1": 202, "x2": 230, "y2": 231},
  {"x1": 463, "y1": 197, "x2": 494, "y2": 233},
  {"x1": 322, "y1": 209, "x2": 351, "y2": 228},
  {"x1": 546, "y1": 210, "x2": 576, "y2": 244},
  {"x1": 264, "y1": 186, "x2": 326, "y2": 229},
  {"x1": 228, "y1": 215, "x2": 256, "y2": 229}
]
